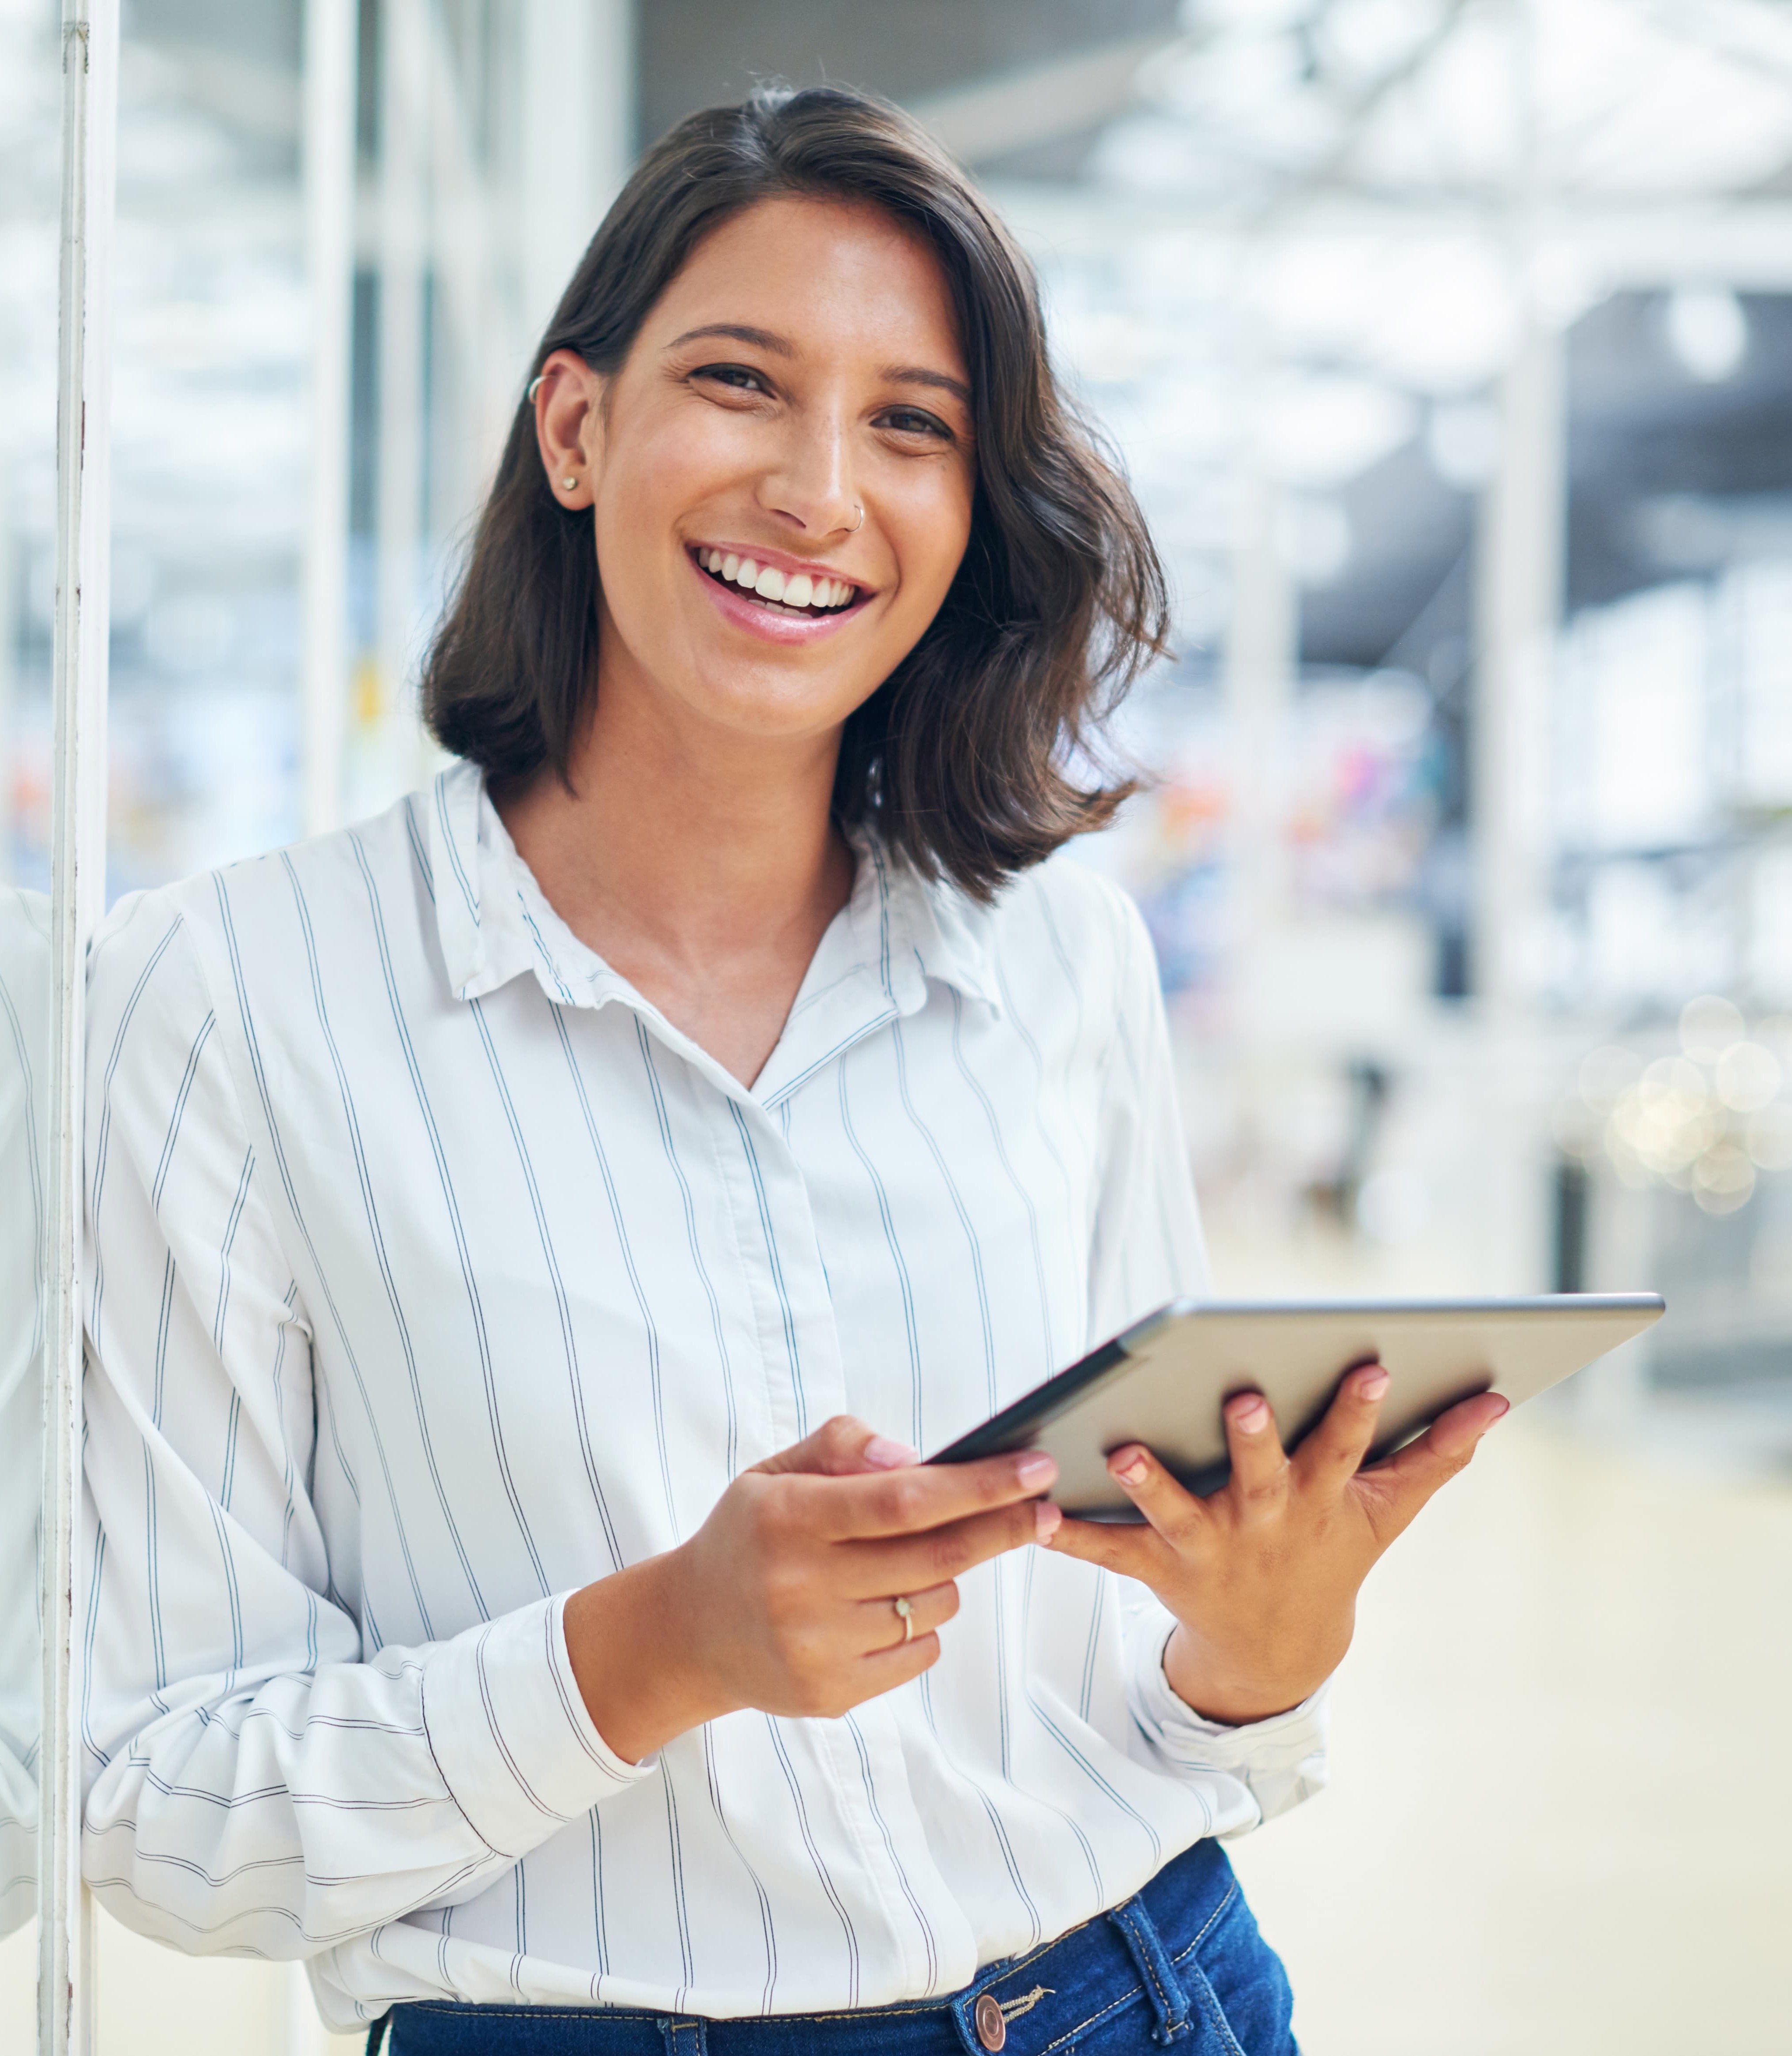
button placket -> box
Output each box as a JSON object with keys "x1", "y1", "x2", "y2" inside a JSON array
[{"x1": 717, "y1": 1095, "x2": 850, "y2": 1450}]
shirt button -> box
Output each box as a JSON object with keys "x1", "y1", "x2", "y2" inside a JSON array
[{"x1": 974, "y1": 1992, "x2": 1007, "y2": 2051}]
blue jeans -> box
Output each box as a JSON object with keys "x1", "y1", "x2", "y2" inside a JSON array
[{"x1": 373, "y1": 1836, "x2": 1297, "y2": 2054}]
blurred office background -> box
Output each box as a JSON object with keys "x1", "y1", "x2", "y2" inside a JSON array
[{"x1": 3, "y1": 1, "x2": 1791, "y2": 2050}]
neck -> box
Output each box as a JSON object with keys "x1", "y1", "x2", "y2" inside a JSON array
[{"x1": 495, "y1": 640, "x2": 854, "y2": 990}]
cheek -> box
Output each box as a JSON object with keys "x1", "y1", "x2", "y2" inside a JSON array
[
  {"x1": 594, "y1": 412, "x2": 756, "y2": 574},
  {"x1": 887, "y1": 469, "x2": 975, "y2": 616}
]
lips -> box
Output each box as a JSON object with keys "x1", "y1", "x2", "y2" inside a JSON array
[{"x1": 684, "y1": 543, "x2": 872, "y2": 644}]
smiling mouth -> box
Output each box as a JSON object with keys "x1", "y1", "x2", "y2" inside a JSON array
[{"x1": 691, "y1": 546, "x2": 862, "y2": 617}]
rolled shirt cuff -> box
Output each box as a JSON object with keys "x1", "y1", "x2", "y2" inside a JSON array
[
  {"x1": 421, "y1": 1591, "x2": 655, "y2": 1859},
  {"x1": 1128, "y1": 1621, "x2": 1330, "y2": 1776}
]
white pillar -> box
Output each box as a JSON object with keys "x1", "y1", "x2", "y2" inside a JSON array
[
  {"x1": 0, "y1": 451, "x2": 15, "y2": 880},
  {"x1": 517, "y1": 0, "x2": 633, "y2": 343},
  {"x1": 300, "y1": 0, "x2": 358, "y2": 840},
  {"x1": 370, "y1": 0, "x2": 429, "y2": 809},
  {"x1": 42, "y1": 1, "x2": 117, "y2": 2051},
  {"x1": 1225, "y1": 460, "x2": 1298, "y2": 961},
  {"x1": 1472, "y1": 313, "x2": 1564, "y2": 1015}
]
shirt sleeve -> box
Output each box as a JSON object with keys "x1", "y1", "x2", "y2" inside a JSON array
[
  {"x1": 1084, "y1": 885, "x2": 1210, "y2": 1344},
  {"x1": 1084, "y1": 884, "x2": 1329, "y2": 1826},
  {"x1": 80, "y1": 895, "x2": 650, "y2": 1962}
]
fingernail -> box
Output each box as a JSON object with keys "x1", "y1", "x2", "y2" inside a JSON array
[
  {"x1": 1231, "y1": 1398, "x2": 1269, "y2": 1432},
  {"x1": 1113, "y1": 1453, "x2": 1149, "y2": 1486},
  {"x1": 1034, "y1": 1501, "x2": 1062, "y2": 1544},
  {"x1": 863, "y1": 1435, "x2": 919, "y2": 1470},
  {"x1": 1016, "y1": 1451, "x2": 1057, "y2": 1489},
  {"x1": 1483, "y1": 1396, "x2": 1511, "y2": 1427},
  {"x1": 1359, "y1": 1369, "x2": 1390, "y2": 1401}
]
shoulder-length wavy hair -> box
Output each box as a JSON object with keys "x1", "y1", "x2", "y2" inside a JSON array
[{"x1": 423, "y1": 84, "x2": 1167, "y2": 901}]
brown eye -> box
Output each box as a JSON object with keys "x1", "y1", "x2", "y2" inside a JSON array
[
  {"x1": 880, "y1": 407, "x2": 951, "y2": 440},
  {"x1": 693, "y1": 363, "x2": 769, "y2": 394}
]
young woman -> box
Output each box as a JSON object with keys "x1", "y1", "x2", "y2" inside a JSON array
[{"x1": 81, "y1": 88, "x2": 1505, "y2": 2054}]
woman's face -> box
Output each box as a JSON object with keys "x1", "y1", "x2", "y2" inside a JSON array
[{"x1": 535, "y1": 196, "x2": 977, "y2": 749}]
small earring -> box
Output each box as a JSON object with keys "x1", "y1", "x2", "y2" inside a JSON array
[{"x1": 561, "y1": 476, "x2": 578, "y2": 491}]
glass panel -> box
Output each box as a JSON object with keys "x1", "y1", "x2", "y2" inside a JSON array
[
  {"x1": 0, "y1": 861, "x2": 52, "y2": 2025},
  {"x1": 1553, "y1": 286, "x2": 1792, "y2": 1424},
  {"x1": 0, "y1": 1, "x2": 73, "y2": 2045}
]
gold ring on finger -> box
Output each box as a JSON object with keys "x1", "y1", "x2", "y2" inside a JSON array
[{"x1": 892, "y1": 1595, "x2": 915, "y2": 1644}]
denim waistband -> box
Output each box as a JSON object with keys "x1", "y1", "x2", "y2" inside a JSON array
[{"x1": 372, "y1": 1834, "x2": 1290, "y2": 2055}]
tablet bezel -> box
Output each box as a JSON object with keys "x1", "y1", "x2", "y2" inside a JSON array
[{"x1": 927, "y1": 1292, "x2": 1665, "y2": 1519}]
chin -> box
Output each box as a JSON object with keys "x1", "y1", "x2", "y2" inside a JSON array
[{"x1": 689, "y1": 676, "x2": 866, "y2": 742}]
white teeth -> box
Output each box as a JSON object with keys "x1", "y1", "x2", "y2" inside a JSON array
[{"x1": 696, "y1": 549, "x2": 855, "y2": 611}]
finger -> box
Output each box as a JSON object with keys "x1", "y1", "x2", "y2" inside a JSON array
[
  {"x1": 851, "y1": 1578, "x2": 959, "y2": 1656},
  {"x1": 1036, "y1": 1514, "x2": 1166, "y2": 1579},
  {"x1": 851, "y1": 1628, "x2": 945, "y2": 1701},
  {"x1": 814, "y1": 1448, "x2": 1058, "y2": 1541},
  {"x1": 1354, "y1": 1391, "x2": 1510, "y2": 1544},
  {"x1": 845, "y1": 1495, "x2": 1060, "y2": 1597},
  {"x1": 752, "y1": 1415, "x2": 919, "y2": 1480},
  {"x1": 1217, "y1": 1391, "x2": 1290, "y2": 1518},
  {"x1": 1292, "y1": 1362, "x2": 1390, "y2": 1492},
  {"x1": 1102, "y1": 1443, "x2": 1211, "y2": 1553}
]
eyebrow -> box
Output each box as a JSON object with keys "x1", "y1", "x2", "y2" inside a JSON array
[
  {"x1": 664, "y1": 324, "x2": 972, "y2": 408},
  {"x1": 666, "y1": 322, "x2": 793, "y2": 357},
  {"x1": 881, "y1": 364, "x2": 972, "y2": 407}
]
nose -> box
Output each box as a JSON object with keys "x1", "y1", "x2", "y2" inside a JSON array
[{"x1": 757, "y1": 400, "x2": 860, "y2": 540}]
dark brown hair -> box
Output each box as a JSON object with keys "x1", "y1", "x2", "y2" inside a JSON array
[{"x1": 422, "y1": 84, "x2": 1167, "y2": 900}]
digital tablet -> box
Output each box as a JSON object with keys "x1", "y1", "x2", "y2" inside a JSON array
[{"x1": 928, "y1": 1294, "x2": 1665, "y2": 1520}]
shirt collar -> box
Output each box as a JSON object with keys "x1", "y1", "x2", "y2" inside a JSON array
[{"x1": 425, "y1": 761, "x2": 1004, "y2": 1029}]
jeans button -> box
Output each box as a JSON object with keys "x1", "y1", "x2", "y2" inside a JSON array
[{"x1": 974, "y1": 1992, "x2": 1007, "y2": 2050}]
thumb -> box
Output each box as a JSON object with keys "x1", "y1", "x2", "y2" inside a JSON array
[{"x1": 751, "y1": 1414, "x2": 919, "y2": 1479}]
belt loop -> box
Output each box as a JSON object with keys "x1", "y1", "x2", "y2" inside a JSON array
[
  {"x1": 660, "y1": 2018, "x2": 709, "y2": 2056},
  {"x1": 1108, "y1": 1894, "x2": 1193, "y2": 2045}
]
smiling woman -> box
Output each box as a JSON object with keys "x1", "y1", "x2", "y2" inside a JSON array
[
  {"x1": 78, "y1": 82, "x2": 1504, "y2": 2056},
  {"x1": 423, "y1": 88, "x2": 1165, "y2": 904}
]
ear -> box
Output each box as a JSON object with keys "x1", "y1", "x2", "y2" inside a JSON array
[{"x1": 533, "y1": 349, "x2": 606, "y2": 510}]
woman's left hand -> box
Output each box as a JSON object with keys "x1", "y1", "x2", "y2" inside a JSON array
[{"x1": 1042, "y1": 1364, "x2": 1509, "y2": 1726}]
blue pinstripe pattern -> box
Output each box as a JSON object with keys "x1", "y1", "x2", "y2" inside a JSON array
[
  {"x1": 766, "y1": 1717, "x2": 861, "y2": 2007},
  {"x1": 78, "y1": 767, "x2": 1325, "y2": 2034},
  {"x1": 212, "y1": 870, "x2": 438, "y2": 1638},
  {"x1": 726, "y1": 1098, "x2": 809, "y2": 1439},
  {"x1": 633, "y1": 1029, "x2": 742, "y2": 1483},
  {"x1": 699, "y1": 1725, "x2": 778, "y2": 2013},
  {"x1": 336, "y1": 845, "x2": 548, "y2": 1601}
]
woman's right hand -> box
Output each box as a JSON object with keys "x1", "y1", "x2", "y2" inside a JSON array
[{"x1": 563, "y1": 1417, "x2": 1059, "y2": 1763}]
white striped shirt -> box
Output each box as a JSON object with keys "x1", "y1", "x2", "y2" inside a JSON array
[{"x1": 79, "y1": 762, "x2": 1325, "y2": 2033}]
